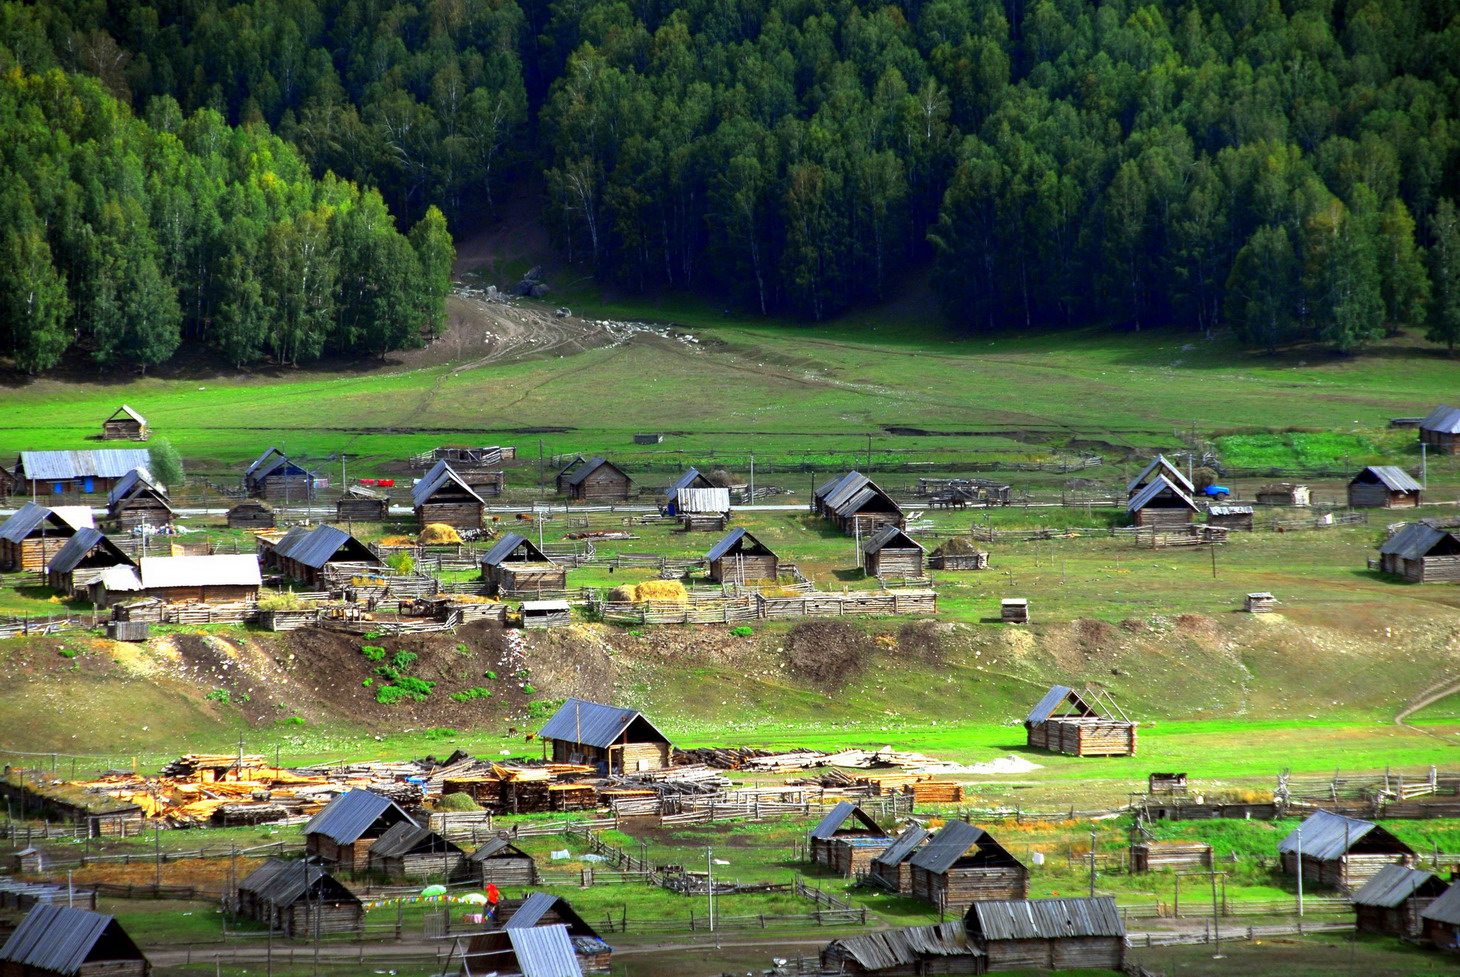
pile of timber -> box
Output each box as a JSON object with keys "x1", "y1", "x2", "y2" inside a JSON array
[
  {"x1": 608, "y1": 765, "x2": 732, "y2": 795},
  {"x1": 673, "y1": 746, "x2": 775, "y2": 769},
  {"x1": 742, "y1": 746, "x2": 949, "y2": 772}
]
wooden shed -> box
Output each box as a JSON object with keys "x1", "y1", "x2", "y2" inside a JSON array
[
  {"x1": 1277, "y1": 810, "x2": 1415, "y2": 892},
  {"x1": 1421, "y1": 880, "x2": 1460, "y2": 950},
  {"x1": 1378, "y1": 523, "x2": 1460, "y2": 583},
  {"x1": 558, "y1": 457, "x2": 634, "y2": 502},
  {"x1": 813, "y1": 471, "x2": 905, "y2": 535},
  {"x1": 458, "y1": 923, "x2": 585, "y2": 977},
  {"x1": 520, "y1": 599, "x2": 570, "y2": 628},
  {"x1": 45, "y1": 529, "x2": 136, "y2": 596},
  {"x1": 1129, "y1": 841, "x2": 1213, "y2": 872},
  {"x1": 1206, "y1": 504, "x2": 1253, "y2": 531},
  {"x1": 235, "y1": 858, "x2": 363, "y2": 937},
  {"x1": 704, "y1": 528, "x2": 779, "y2": 583},
  {"x1": 538, "y1": 698, "x2": 671, "y2": 774},
  {"x1": 1127, "y1": 475, "x2": 1198, "y2": 528},
  {"x1": 868, "y1": 827, "x2": 930, "y2": 894},
  {"x1": 272, "y1": 524, "x2": 382, "y2": 588},
  {"x1": 0, "y1": 502, "x2": 89, "y2": 571},
  {"x1": 1419, "y1": 405, "x2": 1460, "y2": 455},
  {"x1": 1348, "y1": 466, "x2": 1422, "y2": 508},
  {"x1": 862, "y1": 525, "x2": 925, "y2": 579},
  {"x1": 1126, "y1": 454, "x2": 1195, "y2": 498},
  {"x1": 335, "y1": 485, "x2": 389, "y2": 522},
  {"x1": 821, "y1": 921, "x2": 982, "y2": 976},
  {"x1": 498, "y1": 893, "x2": 612, "y2": 973},
  {"x1": 466, "y1": 837, "x2": 538, "y2": 886},
  {"x1": 8, "y1": 847, "x2": 44, "y2": 874},
  {"x1": 303, "y1": 790, "x2": 416, "y2": 871},
  {"x1": 1024, "y1": 685, "x2": 1137, "y2": 757},
  {"x1": 1255, "y1": 483, "x2": 1311, "y2": 507},
  {"x1": 964, "y1": 896, "x2": 1125, "y2": 972},
  {"x1": 106, "y1": 468, "x2": 174, "y2": 530},
  {"x1": 412, "y1": 461, "x2": 485, "y2": 530},
  {"x1": 13, "y1": 449, "x2": 152, "y2": 498},
  {"x1": 423, "y1": 445, "x2": 515, "y2": 467},
  {"x1": 0, "y1": 904, "x2": 150, "y2": 977},
  {"x1": 929, "y1": 538, "x2": 989, "y2": 571},
  {"x1": 908, "y1": 821, "x2": 1028, "y2": 914},
  {"x1": 226, "y1": 499, "x2": 275, "y2": 530},
  {"x1": 662, "y1": 468, "x2": 716, "y2": 514},
  {"x1": 807, "y1": 802, "x2": 889, "y2": 869},
  {"x1": 244, "y1": 448, "x2": 316, "y2": 502},
  {"x1": 1000, "y1": 598, "x2": 1029, "y2": 624},
  {"x1": 480, "y1": 533, "x2": 565, "y2": 596},
  {"x1": 118, "y1": 555, "x2": 262, "y2": 604},
  {"x1": 101, "y1": 405, "x2": 149, "y2": 441},
  {"x1": 1244, "y1": 593, "x2": 1278, "y2": 612},
  {"x1": 1352, "y1": 863, "x2": 1446, "y2": 939},
  {"x1": 365, "y1": 821, "x2": 464, "y2": 880},
  {"x1": 673, "y1": 488, "x2": 731, "y2": 532}
]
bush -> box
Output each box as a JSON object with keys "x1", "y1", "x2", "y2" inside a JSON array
[
  {"x1": 521, "y1": 683, "x2": 536, "y2": 695},
  {"x1": 387, "y1": 552, "x2": 415, "y2": 575},
  {"x1": 389, "y1": 651, "x2": 418, "y2": 671},
  {"x1": 396, "y1": 676, "x2": 434, "y2": 696},
  {"x1": 360, "y1": 645, "x2": 387, "y2": 661},
  {"x1": 375, "y1": 685, "x2": 412, "y2": 705},
  {"x1": 258, "y1": 592, "x2": 316, "y2": 611},
  {"x1": 58, "y1": 648, "x2": 78, "y2": 658},
  {"x1": 483, "y1": 670, "x2": 497, "y2": 680},
  {"x1": 729, "y1": 626, "x2": 754, "y2": 637},
  {"x1": 148, "y1": 437, "x2": 185, "y2": 487},
  {"x1": 374, "y1": 665, "x2": 401, "y2": 682},
  {"x1": 275, "y1": 716, "x2": 306, "y2": 725},
  {"x1": 205, "y1": 689, "x2": 231, "y2": 703},
  {"x1": 450, "y1": 686, "x2": 493, "y2": 702}
]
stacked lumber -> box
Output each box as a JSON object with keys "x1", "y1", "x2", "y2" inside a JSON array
[
  {"x1": 741, "y1": 746, "x2": 950, "y2": 772},
  {"x1": 673, "y1": 746, "x2": 774, "y2": 769},
  {"x1": 910, "y1": 781, "x2": 964, "y2": 804}
]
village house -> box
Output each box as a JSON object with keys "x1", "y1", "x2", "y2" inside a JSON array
[
  {"x1": 813, "y1": 471, "x2": 905, "y2": 535},
  {"x1": 100, "y1": 405, "x2": 149, "y2": 441},
  {"x1": 365, "y1": 821, "x2": 465, "y2": 880},
  {"x1": 1255, "y1": 483, "x2": 1311, "y2": 507},
  {"x1": 243, "y1": 448, "x2": 316, "y2": 502},
  {"x1": 270, "y1": 524, "x2": 382, "y2": 588},
  {"x1": 0, "y1": 904, "x2": 150, "y2": 977},
  {"x1": 1348, "y1": 466, "x2": 1422, "y2": 508},
  {"x1": 1352, "y1": 863, "x2": 1447, "y2": 939},
  {"x1": 94, "y1": 555, "x2": 262, "y2": 606},
  {"x1": 226, "y1": 499, "x2": 275, "y2": 530},
  {"x1": 1422, "y1": 881, "x2": 1460, "y2": 951},
  {"x1": 465, "y1": 837, "x2": 538, "y2": 886},
  {"x1": 1125, "y1": 454, "x2": 1196, "y2": 499},
  {"x1": 557, "y1": 457, "x2": 634, "y2": 502},
  {"x1": 1024, "y1": 685, "x2": 1137, "y2": 757},
  {"x1": 1277, "y1": 810, "x2": 1416, "y2": 891},
  {"x1": 498, "y1": 893, "x2": 613, "y2": 973},
  {"x1": 672, "y1": 487, "x2": 732, "y2": 532},
  {"x1": 868, "y1": 826, "x2": 930, "y2": 894},
  {"x1": 0, "y1": 502, "x2": 93, "y2": 571},
  {"x1": 412, "y1": 461, "x2": 485, "y2": 530},
  {"x1": 704, "y1": 528, "x2": 780, "y2": 584},
  {"x1": 662, "y1": 468, "x2": 715, "y2": 514},
  {"x1": 106, "y1": 469, "x2": 174, "y2": 530},
  {"x1": 45, "y1": 529, "x2": 136, "y2": 597},
  {"x1": 234, "y1": 858, "x2": 363, "y2": 937},
  {"x1": 965, "y1": 896, "x2": 1126, "y2": 972},
  {"x1": 1127, "y1": 475, "x2": 1198, "y2": 528},
  {"x1": 1129, "y1": 841, "x2": 1213, "y2": 872},
  {"x1": 1419, "y1": 405, "x2": 1460, "y2": 455},
  {"x1": 908, "y1": 821, "x2": 1029, "y2": 913},
  {"x1": 861, "y1": 525, "x2": 926, "y2": 579},
  {"x1": 1377, "y1": 523, "x2": 1460, "y2": 583},
  {"x1": 335, "y1": 485, "x2": 389, "y2": 522},
  {"x1": 807, "y1": 802, "x2": 890, "y2": 871},
  {"x1": 480, "y1": 533, "x2": 566, "y2": 596},
  {"x1": 820, "y1": 921, "x2": 982, "y2": 976},
  {"x1": 457, "y1": 923, "x2": 583, "y2": 977},
  {"x1": 12, "y1": 449, "x2": 152, "y2": 498},
  {"x1": 538, "y1": 698, "x2": 671, "y2": 773},
  {"x1": 303, "y1": 790, "x2": 417, "y2": 872}
]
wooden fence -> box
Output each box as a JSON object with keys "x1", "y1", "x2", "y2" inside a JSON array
[
  {"x1": 0, "y1": 613, "x2": 91, "y2": 638},
  {"x1": 595, "y1": 589, "x2": 935, "y2": 625}
]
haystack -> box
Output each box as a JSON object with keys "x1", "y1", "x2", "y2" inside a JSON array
[
  {"x1": 636, "y1": 580, "x2": 688, "y2": 602},
  {"x1": 935, "y1": 537, "x2": 983, "y2": 556},
  {"x1": 608, "y1": 584, "x2": 639, "y2": 602},
  {"x1": 419, "y1": 523, "x2": 462, "y2": 545}
]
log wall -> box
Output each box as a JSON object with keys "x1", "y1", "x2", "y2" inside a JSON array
[
  {"x1": 1420, "y1": 430, "x2": 1460, "y2": 454},
  {"x1": 1027, "y1": 719, "x2": 1137, "y2": 756},
  {"x1": 1349, "y1": 484, "x2": 1418, "y2": 508},
  {"x1": 113, "y1": 499, "x2": 172, "y2": 528},
  {"x1": 571, "y1": 470, "x2": 632, "y2": 501},
  {"x1": 910, "y1": 864, "x2": 1027, "y2": 912},
  {"x1": 281, "y1": 900, "x2": 362, "y2": 937},
  {"x1": 1133, "y1": 507, "x2": 1195, "y2": 528},
  {"x1": 867, "y1": 548, "x2": 923, "y2": 578},
  {"x1": 831, "y1": 838, "x2": 893, "y2": 876},
  {"x1": 476, "y1": 857, "x2": 537, "y2": 886},
  {"x1": 0, "y1": 536, "x2": 69, "y2": 572},
  {"x1": 417, "y1": 501, "x2": 482, "y2": 529}
]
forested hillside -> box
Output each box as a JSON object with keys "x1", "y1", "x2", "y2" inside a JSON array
[{"x1": 3, "y1": 0, "x2": 1460, "y2": 352}]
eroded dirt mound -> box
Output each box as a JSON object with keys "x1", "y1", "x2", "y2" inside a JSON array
[{"x1": 781, "y1": 620, "x2": 875, "y2": 691}]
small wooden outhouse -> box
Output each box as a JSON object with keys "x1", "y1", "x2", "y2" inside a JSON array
[
  {"x1": 1277, "y1": 810, "x2": 1415, "y2": 892},
  {"x1": 862, "y1": 525, "x2": 925, "y2": 579},
  {"x1": 807, "y1": 802, "x2": 889, "y2": 870},
  {"x1": 466, "y1": 837, "x2": 538, "y2": 886},
  {"x1": 908, "y1": 822, "x2": 1028, "y2": 913},
  {"x1": 1348, "y1": 466, "x2": 1422, "y2": 508},
  {"x1": 101, "y1": 405, "x2": 149, "y2": 441}
]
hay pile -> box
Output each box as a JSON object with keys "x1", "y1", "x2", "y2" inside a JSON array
[
  {"x1": 419, "y1": 523, "x2": 462, "y2": 545},
  {"x1": 378, "y1": 535, "x2": 414, "y2": 547},
  {"x1": 608, "y1": 584, "x2": 639, "y2": 602},
  {"x1": 636, "y1": 580, "x2": 688, "y2": 602},
  {"x1": 935, "y1": 537, "x2": 984, "y2": 556}
]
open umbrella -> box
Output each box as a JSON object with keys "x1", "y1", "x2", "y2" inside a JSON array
[
  {"x1": 420, "y1": 884, "x2": 448, "y2": 897},
  {"x1": 459, "y1": 893, "x2": 488, "y2": 904}
]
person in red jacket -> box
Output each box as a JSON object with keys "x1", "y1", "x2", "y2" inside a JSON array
[{"x1": 486, "y1": 882, "x2": 501, "y2": 919}]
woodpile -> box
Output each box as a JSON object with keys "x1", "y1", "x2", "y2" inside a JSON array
[{"x1": 742, "y1": 746, "x2": 949, "y2": 772}]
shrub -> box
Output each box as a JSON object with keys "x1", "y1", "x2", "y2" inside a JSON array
[
  {"x1": 58, "y1": 648, "x2": 78, "y2": 659},
  {"x1": 526, "y1": 699, "x2": 561, "y2": 719},
  {"x1": 387, "y1": 551, "x2": 416, "y2": 574},
  {"x1": 375, "y1": 685, "x2": 412, "y2": 705},
  {"x1": 205, "y1": 689, "x2": 231, "y2": 703},
  {"x1": 521, "y1": 683, "x2": 536, "y2": 695},
  {"x1": 426, "y1": 727, "x2": 457, "y2": 738},
  {"x1": 360, "y1": 645, "x2": 387, "y2": 661},
  {"x1": 396, "y1": 676, "x2": 434, "y2": 696},
  {"x1": 729, "y1": 626, "x2": 754, "y2": 637},
  {"x1": 374, "y1": 665, "x2": 401, "y2": 682},
  {"x1": 483, "y1": 670, "x2": 497, "y2": 680},
  {"x1": 275, "y1": 716, "x2": 306, "y2": 725},
  {"x1": 258, "y1": 592, "x2": 316, "y2": 611},
  {"x1": 389, "y1": 650, "x2": 418, "y2": 671},
  {"x1": 450, "y1": 686, "x2": 493, "y2": 702}
]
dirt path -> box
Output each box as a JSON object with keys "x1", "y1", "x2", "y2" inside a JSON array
[{"x1": 1395, "y1": 672, "x2": 1460, "y2": 741}]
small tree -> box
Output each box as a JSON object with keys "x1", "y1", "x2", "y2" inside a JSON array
[
  {"x1": 148, "y1": 437, "x2": 184, "y2": 487},
  {"x1": 387, "y1": 551, "x2": 415, "y2": 575}
]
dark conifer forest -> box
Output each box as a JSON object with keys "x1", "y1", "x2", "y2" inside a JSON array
[{"x1": 3, "y1": 0, "x2": 1460, "y2": 368}]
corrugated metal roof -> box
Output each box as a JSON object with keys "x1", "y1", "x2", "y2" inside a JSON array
[
  {"x1": 1422, "y1": 880, "x2": 1460, "y2": 925},
  {"x1": 0, "y1": 502, "x2": 60, "y2": 542},
  {"x1": 968, "y1": 896, "x2": 1125, "y2": 940},
  {"x1": 481, "y1": 533, "x2": 553, "y2": 568},
  {"x1": 1351, "y1": 864, "x2": 1444, "y2": 908},
  {"x1": 1277, "y1": 810, "x2": 1382, "y2": 860},
  {"x1": 818, "y1": 471, "x2": 902, "y2": 517},
  {"x1": 237, "y1": 857, "x2": 357, "y2": 907},
  {"x1": 1025, "y1": 685, "x2": 1097, "y2": 725},
  {"x1": 872, "y1": 827, "x2": 930, "y2": 868},
  {"x1": 1127, "y1": 475, "x2": 1198, "y2": 512},
  {"x1": 18, "y1": 449, "x2": 152, "y2": 481},
  {"x1": 1421, "y1": 405, "x2": 1460, "y2": 435},
  {"x1": 46, "y1": 529, "x2": 104, "y2": 574},
  {"x1": 0, "y1": 903, "x2": 142, "y2": 974},
  {"x1": 107, "y1": 405, "x2": 147, "y2": 426},
  {"x1": 504, "y1": 893, "x2": 599, "y2": 937},
  {"x1": 562, "y1": 457, "x2": 629, "y2": 488},
  {"x1": 705, "y1": 527, "x2": 775, "y2": 562},
  {"x1": 1125, "y1": 455, "x2": 1195, "y2": 496},
  {"x1": 269, "y1": 525, "x2": 311, "y2": 559},
  {"x1": 412, "y1": 461, "x2": 484, "y2": 507},
  {"x1": 1359, "y1": 466, "x2": 1423, "y2": 493},
  {"x1": 469, "y1": 837, "x2": 530, "y2": 861},
  {"x1": 908, "y1": 821, "x2": 997, "y2": 873},
  {"x1": 139, "y1": 555, "x2": 262, "y2": 589},
  {"x1": 1380, "y1": 523, "x2": 1455, "y2": 560},
  {"x1": 808, "y1": 801, "x2": 886, "y2": 840},
  {"x1": 303, "y1": 789, "x2": 410, "y2": 845},
  {"x1": 861, "y1": 525, "x2": 923, "y2": 554},
  {"x1": 675, "y1": 487, "x2": 730, "y2": 513},
  {"x1": 538, "y1": 698, "x2": 668, "y2": 748},
  {"x1": 246, "y1": 448, "x2": 285, "y2": 477},
  {"x1": 367, "y1": 821, "x2": 459, "y2": 859},
  {"x1": 1208, "y1": 505, "x2": 1253, "y2": 516},
  {"x1": 276, "y1": 525, "x2": 377, "y2": 570},
  {"x1": 506, "y1": 924, "x2": 584, "y2": 977},
  {"x1": 828, "y1": 921, "x2": 979, "y2": 970},
  {"x1": 107, "y1": 468, "x2": 172, "y2": 510}
]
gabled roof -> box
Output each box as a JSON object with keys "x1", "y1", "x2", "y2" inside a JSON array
[
  {"x1": 367, "y1": 821, "x2": 461, "y2": 859},
  {"x1": 674, "y1": 487, "x2": 731, "y2": 513},
  {"x1": 1355, "y1": 466, "x2": 1423, "y2": 493},
  {"x1": 412, "y1": 460, "x2": 484, "y2": 507},
  {"x1": 481, "y1": 532, "x2": 553, "y2": 568},
  {"x1": 503, "y1": 924, "x2": 584, "y2": 977},
  {"x1": 562, "y1": 456, "x2": 631, "y2": 488},
  {"x1": 50, "y1": 506, "x2": 96, "y2": 531},
  {"x1": 1352, "y1": 864, "x2": 1445, "y2": 908},
  {"x1": 107, "y1": 468, "x2": 172, "y2": 510},
  {"x1": 862, "y1": 524, "x2": 924, "y2": 555},
  {"x1": 538, "y1": 697, "x2": 669, "y2": 749},
  {"x1": 275, "y1": 525, "x2": 379, "y2": 570},
  {"x1": 237, "y1": 857, "x2": 358, "y2": 907},
  {"x1": 827, "y1": 921, "x2": 979, "y2": 970},
  {"x1": 871, "y1": 827, "x2": 930, "y2": 868},
  {"x1": 1380, "y1": 523, "x2": 1459, "y2": 560},
  {"x1": 0, "y1": 502, "x2": 83, "y2": 543},
  {"x1": 1422, "y1": 879, "x2": 1460, "y2": 926},
  {"x1": 705, "y1": 527, "x2": 774, "y2": 562},
  {"x1": 18, "y1": 449, "x2": 152, "y2": 481},
  {"x1": 1025, "y1": 685, "x2": 1098, "y2": 725},
  {"x1": 139, "y1": 555, "x2": 262, "y2": 589},
  {"x1": 816, "y1": 471, "x2": 901, "y2": 517},
  {"x1": 909, "y1": 821, "x2": 1022, "y2": 874},
  {"x1": 246, "y1": 447, "x2": 287, "y2": 477},
  {"x1": 966, "y1": 896, "x2": 1125, "y2": 940},
  {"x1": 0, "y1": 904, "x2": 145, "y2": 975},
  {"x1": 303, "y1": 789, "x2": 412, "y2": 845},
  {"x1": 46, "y1": 529, "x2": 135, "y2": 575},
  {"x1": 808, "y1": 801, "x2": 886, "y2": 841},
  {"x1": 1127, "y1": 474, "x2": 1198, "y2": 512},
  {"x1": 106, "y1": 405, "x2": 148, "y2": 426},
  {"x1": 1421, "y1": 405, "x2": 1460, "y2": 435},
  {"x1": 1125, "y1": 454, "x2": 1195, "y2": 496},
  {"x1": 1276, "y1": 810, "x2": 1411, "y2": 860},
  {"x1": 505, "y1": 893, "x2": 599, "y2": 938},
  {"x1": 667, "y1": 467, "x2": 713, "y2": 499},
  {"x1": 468, "y1": 837, "x2": 532, "y2": 862}
]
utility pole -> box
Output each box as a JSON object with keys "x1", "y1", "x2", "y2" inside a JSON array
[
  {"x1": 1088, "y1": 828, "x2": 1097, "y2": 897},
  {"x1": 706, "y1": 846, "x2": 715, "y2": 933},
  {"x1": 749, "y1": 452, "x2": 755, "y2": 503},
  {"x1": 1296, "y1": 824, "x2": 1304, "y2": 916}
]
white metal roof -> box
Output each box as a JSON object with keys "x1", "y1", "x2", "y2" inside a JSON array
[{"x1": 138, "y1": 555, "x2": 262, "y2": 589}]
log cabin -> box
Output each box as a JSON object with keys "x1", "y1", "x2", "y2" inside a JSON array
[
  {"x1": 537, "y1": 698, "x2": 671, "y2": 773},
  {"x1": 704, "y1": 528, "x2": 779, "y2": 583},
  {"x1": 908, "y1": 821, "x2": 1028, "y2": 914},
  {"x1": 672, "y1": 488, "x2": 732, "y2": 532},
  {"x1": 303, "y1": 790, "x2": 416, "y2": 872},
  {"x1": 95, "y1": 555, "x2": 262, "y2": 605},
  {"x1": 558, "y1": 457, "x2": 634, "y2": 502},
  {"x1": 1129, "y1": 841, "x2": 1213, "y2": 872},
  {"x1": 226, "y1": 499, "x2": 275, "y2": 530},
  {"x1": 244, "y1": 448, "x2": 316, "y2": 502},
  {"x1": 0, "y1": 502, "x2": 91, "y2": 572},
  {"x1": 1422, "y1": 881, "x2": 1460, "y2": 950},
  {"x1": 106, "y1": 468, "x2": 174, "y2": 530},
  {"x1": 807, "y1": 802, "x2": 889, "y2": 870},
  {"x1": 1125, "y1": 454, "x2": 1196, "y2": 499},
  {"x1": 964, "y1": 896, "x2": 1126, "y2": 972},
  {"x1": 12, "y1": 449, "x2": 152, "y2": 499},
  {"x1": 480, "y1": 533, "x2": 566, "y2": 596},
  {"x1": 1378, "y1": 523, "x2": 1460, "y2": 583},
  {"x1": 45, "y1": 529, "x2": 136, "y2": 597},
  {"x1": 813, "y1": 471, "x2": 905, "y2": 535},
  {"x1": 234, "y1": 858, "x2": 363, "y2": 937},
  {"x1": 365, "y1": 821, "x2": 464, "y2": 880},
  {"x1": 458, "y1": 923, "x2": 584, "y2": 977},
  {"x1": 862, "y1": 525, "x2": 925, "y2": 579},
  {"x1": 1348, "y1": 466, "x2": 1422, "y2": 508},
  {"x1": 466, "y1": 837, "x2": 538, "y2": 886},
  {"x1": 1419, "y1": 405, "x2": 1460, "y2": 455},
  {"x1": 1127, "y1": 475, "x2": 1198, "y2": 528},
  {"x1": 499, "y1": 893, "x2": 612, "y2": 973},
  {"x1": 100, "y1": 405, "x2": 149, "y2": 441},
  {"x1": 272, "y1": 524, "x2": 382, "y2": 588},
  {"x1": 412, "y1": 461, "x2": 485, "y2": 530},
  {"x1": 1024, "y1": 685, "x2": 1137, "y2": 757},
  {"x1": 1352, "y1": 864, "x2": 1447, "y2": 939},
  {"x1": 868, "y1": 827, "x2": 930, "y2": 894},
  {"x1": 1255, "y1": 483, "x2": 1311, "y2": 507},
  {"x1": 820, "y1": 921, "x2": 982, "y2": 976},
  {"x1": 1277, "y1": 810, "x2": 1415, "y2": 892},
  {"x1": 0, "y1": 904, "x2": 150, "y2": 977},
  {"x1": 335, "y1": 485, "x2": 389, "y2": 522}
]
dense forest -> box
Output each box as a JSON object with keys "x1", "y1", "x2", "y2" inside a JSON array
[{"x1": 3, "y1": 0, "x2": 1460, "y2": 358}]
